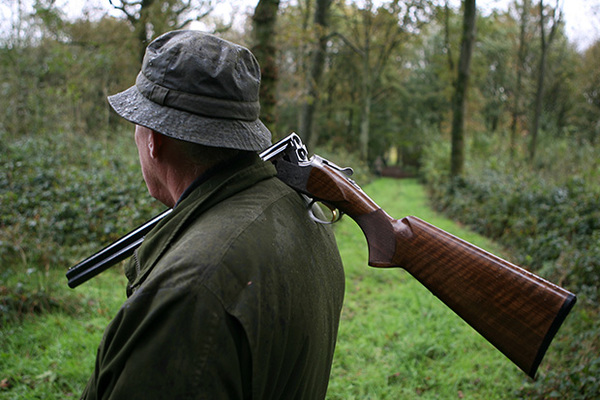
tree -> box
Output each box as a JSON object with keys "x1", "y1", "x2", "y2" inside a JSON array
[
  {"x1": 475, "y1": 10, "x2": 514, "y2": 134},
  {"x1": 575, "y1": 40, "x2": 600, "y2": 143},
  {"x1": 0, "y1": 1, "x2": 140, "y2": 137},
  {"x1": 252, "y1": 0, "x2": 281, "y2": 133},
  {"x1": 450, "y1": 0, "x2": 476, "y2": 178},
  {"x1": 509, "y1": 0, "x2": 531, "y2": 156},
  {"x1": 334, "y1": 0, "x2": 432, "y2": 161},
  {"x1": 66, "y1": 17, "x2": 140, "y2": 131},
  {"x1": 529, "y1": 0, "x2": 562, "y2": 160},
  {"x1": 108, "y1": 0, "x2": 214, "y2": 60},
  {"x1": 298, "y1": 0, "x2": 332, "y2": 150}
]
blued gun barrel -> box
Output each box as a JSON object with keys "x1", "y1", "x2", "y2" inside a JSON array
[{"x1": 66, "y1": 209, "x2": 172, "y2": 288}]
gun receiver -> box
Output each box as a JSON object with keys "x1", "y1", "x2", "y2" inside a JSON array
[{"x1": 66, "y1": 133, "x2": 576, "y2": 378}]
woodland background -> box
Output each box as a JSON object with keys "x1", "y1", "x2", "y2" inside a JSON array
[{"x1": 1, "y1": 0, "x2": 599, "y2": 398}]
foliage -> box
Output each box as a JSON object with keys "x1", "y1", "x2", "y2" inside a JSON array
[
  {"x1": 0, "y1": 127, "x2": 155, "y2": 397},
  {"x1": 422, "y1": 133, "x2": 600, "y2": 303},
  {"x1": 0, "y1": 129, "x2": 164, "y2": 326},
  {"x1": 573, "y1": 40, "x2": 600, "y2": 144},
  {"x1": 0, "y1": 12, "x2": 139, "y2": 138},
  {"x1": 3, "y1": 1, "x2": 599, "y2": 170},
  {"x1": 276, "y1": 0, "x2": 436, "y2": 163}
]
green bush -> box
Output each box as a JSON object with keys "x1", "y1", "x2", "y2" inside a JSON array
[
  {"x1": 0, "y1": 129, "x2": 163, "y2": 322},
  {"x1": 425, "y1": 173, "x2": 600, "y2": 304}
]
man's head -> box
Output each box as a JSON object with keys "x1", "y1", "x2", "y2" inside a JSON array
[
  {"x1": 132, "y1": 124, "x2": 243, "y2": 206},
  {"x1": 108, "y1": 30, "x2": 271, "y2": 206},
  {"x1": 108, "y1": 30, "x2": 271, "y2": 151}
]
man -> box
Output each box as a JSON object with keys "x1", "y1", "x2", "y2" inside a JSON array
[{"x1": 81, "y1": 30, "x2": 345, "y2": 399}]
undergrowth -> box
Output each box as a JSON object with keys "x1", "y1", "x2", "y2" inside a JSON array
[{"x1": 0, "y1": 129, "x2": 164, "y2": 325}]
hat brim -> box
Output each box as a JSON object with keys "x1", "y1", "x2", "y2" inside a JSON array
[{"x1": 108, "y1": 85, "x2": 272, "y2": 152}]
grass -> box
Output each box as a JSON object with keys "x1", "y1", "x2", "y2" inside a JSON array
[
  {"x1": 0, "y1": 178, "x2": 551, "y2": 398},
  {"x1": 0, "y1": 267, "x2": 127, "y2": 399}
]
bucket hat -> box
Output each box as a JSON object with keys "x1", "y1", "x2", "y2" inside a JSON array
[{"x1": 108, "y1": 30, "x2": 272, "y2": 151}]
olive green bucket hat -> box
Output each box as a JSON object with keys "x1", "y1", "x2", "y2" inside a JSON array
[{"x1": 108, "y1": 30, "x2": 272, "y2": 151}]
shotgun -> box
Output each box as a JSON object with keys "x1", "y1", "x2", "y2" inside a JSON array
[{"x1": 66, "y1": 133, "x2": 576, "y2": 378}]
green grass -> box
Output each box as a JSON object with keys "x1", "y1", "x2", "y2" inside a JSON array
[
  {"x1": 1, "y1": 178, "x2": 547, "y2": 398},
  {"x1": 0, "y1": 268, "x2": 127, "y2": 399}
]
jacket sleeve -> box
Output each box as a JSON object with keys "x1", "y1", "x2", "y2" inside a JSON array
[{"x1": 81, "y1": 284, "x2": 252, "y2": 400}]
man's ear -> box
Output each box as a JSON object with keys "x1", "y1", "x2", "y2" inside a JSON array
[{"x1": 148, "y1": 130, "x2": 164, "y2": 159}]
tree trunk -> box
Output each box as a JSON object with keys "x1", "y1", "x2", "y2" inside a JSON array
[
  {"x1": 252, "y1": 0, "x2": 281, "y2": 134},
  {"x1": 359, "y1": 93, "x2": 372, "y2": 161},
  {"x1": 530, "y1": 48, "x2": 545, "y2": 161},
  {"x1": 109, "y1": 0, "x2": 156, "y2": 61},
  {"x1": 299, "y1": 0, "x2": 332, "y2": 150},
  {"x1": 510, "y1": 0, "x2": 530, "y2": 158},
  {"x1": 443, "y1": 0, "x2": 455, "y2": 73},
  {"x1": 529, "y1": 0, "x2": 560, "y2": 161},
  {"x1": 359, "y1": 29, "x2": 372, "y2": 162},
  {"x1": 450, "y1": 0, "x2": 476, "y2": 178}
]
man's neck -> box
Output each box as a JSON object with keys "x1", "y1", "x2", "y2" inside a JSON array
[{"x1": 174, "y1": 152, "x2": 257, "y2": 207}]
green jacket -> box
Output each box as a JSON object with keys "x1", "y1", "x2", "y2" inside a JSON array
[{"x1": 82, "y1": 154, "x2": 345, "y2": 400}]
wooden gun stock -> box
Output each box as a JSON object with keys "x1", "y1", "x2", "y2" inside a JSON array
[
  {"x1": 390, "y1": 216, "x2": 575, "y2": 378},
  {"x1": 273, "y1": 156, "x2": 576, "y2": 378}
]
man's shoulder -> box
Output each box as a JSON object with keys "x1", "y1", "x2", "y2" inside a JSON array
[
  {"x1": 141, "y1": 173, "x2": 342, "y2": 299},
  {"x1": 163, "y1": 175, "x2": 338, "y2": 273},
  {"x1": 175, "y1": 176, "x2": 308, "y2": 258}
]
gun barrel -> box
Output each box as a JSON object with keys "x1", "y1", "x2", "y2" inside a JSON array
[{"x1": 66, "y1": 209, "x2": 172, "y2": 288}]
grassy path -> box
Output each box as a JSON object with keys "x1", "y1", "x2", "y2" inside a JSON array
[{"x1": 1, "y1": 178, "x2": 528, "y2": 399}]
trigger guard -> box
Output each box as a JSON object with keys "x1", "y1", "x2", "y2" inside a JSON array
[{"x1": 307, "y1": 200, "x2": 342, "y2": 225}]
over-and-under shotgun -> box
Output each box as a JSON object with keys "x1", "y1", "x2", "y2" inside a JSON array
[{"x1": 66, "y1": 133, "x2": 576, "y2": 379}]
